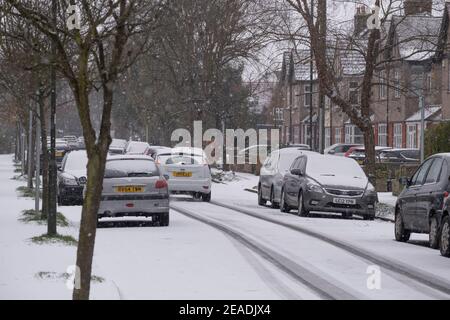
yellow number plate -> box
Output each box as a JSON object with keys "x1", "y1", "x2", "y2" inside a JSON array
[
  {"x1": 173, "y1": 172, "x2": 192, "y2": 177},
  {"x1": 115, "y1": 186, "x2": 144, "y2": 193},
  {"x1": 56, "y1": 151, "x2": 64, "y2": 157}
]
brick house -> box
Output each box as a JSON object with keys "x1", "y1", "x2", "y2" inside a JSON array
[{"x1": 273, "y1": 0, "x2": 450, "y2": 150}]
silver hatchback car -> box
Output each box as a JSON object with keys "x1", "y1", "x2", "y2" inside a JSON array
[{"x1": 98, "y1": 155, "x2": 170, "y2": 226}]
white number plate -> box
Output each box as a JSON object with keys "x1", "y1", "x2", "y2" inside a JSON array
[{"x1": 333, "y1": 198, "x2": 356, "y2": 205}]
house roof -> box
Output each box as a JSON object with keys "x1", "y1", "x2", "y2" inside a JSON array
[
  {"x1": 391, "y1": 15, "x2": 441, "y2": 61},
  {"x1": 406, "y1": 106, "x2": 441, "y2": 122}
]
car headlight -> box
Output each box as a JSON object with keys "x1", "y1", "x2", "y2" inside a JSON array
[
  {"x1": 62, "y1": 177, "x2": 78, "y2": 186},
  {"x1": 307, "y1": 182, "x2": 324, "y2": 193},
  {"x1": 364, "y1": 183, "x2": 376, "y2": 196}
]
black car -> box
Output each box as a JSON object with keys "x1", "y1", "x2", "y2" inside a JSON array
[
  {"x1": 441, "y1": 196, "x2": 450, "y2": 257},
  {"x1": 280, "y1": 153, "x2": 377, "y2": 220},
  {"x1": 395, "y1": 153, "x2": 450, "y2": 250},
  {"x1": 57, "y1": 150, "x2": 88, "y2": 206}
]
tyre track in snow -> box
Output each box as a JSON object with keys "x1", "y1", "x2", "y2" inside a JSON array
[
  {"x1": 170, "y1": 204, "x2": 360, "y2": 300},
  {"x1": 209, "y1": 199, "x2": 450, "y2": 297}
]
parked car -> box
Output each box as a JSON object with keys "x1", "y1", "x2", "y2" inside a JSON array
[
  {"x1": 157, "y1": 148, "x2": 211, "y2": 201},
  {"x1": 109, "y1": 139, "x2": 128, "y2": 155},
  {"x1": 441, "y1": 196, "x2": 450, "y2": 257},
  {"x1": 57, "y1": 150, "x2": 88, "y2": 206},
  {"x1": 98, "y1": 155, "x2": 169, "y2": 226},
  {"x1": 347, "y1": 146, "x2": 392, "y2": 164},
  {"x1": 279, "y1": 153, "x2": 377, "y2": 220},
  {"x1": 77, "y1": 137, "x2": 86, "y2": 149},
  {"x1": 379, "y1": 148, "x2": 420, "y2": 163},
  {"x1": 325, "y1": 143, "x2": 362, "y2": 156},
  {"x1": 125, "y1": 141, "x2": 150, "y2": 155},
  {"x1": 53, "y1": 139, "x2": 72, "y2": 165},
  {"x1": 258, "y1": 148, "x2": 314, "y2": 208},
  {"x1": 395, "y1": 153, "x2": 450, "y2": 250},
  {"x1": 285, "y1": 143, "x2": 311, "y2": 150},
  {"x1": 63, "y1": 136, "x2": 79, "y2": 150},
  {"x1": 146, "y1": 146, "x2": 172, "y2": 159}
]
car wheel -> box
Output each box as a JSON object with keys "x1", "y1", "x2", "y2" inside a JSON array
[
  {"x1": 159, "y1": 212, "x2": 170, "y2": 227},
  {"x1": 270, "y1": 187, "x2": 279, "y2": 209},
  {"x1": 429, "y1": 215, "x2": 440, "y2": 249},
  {"x1": 202, "y1": 192, "x2": 211, "y2": 202},
  {"x1": 258, "y1": 185, "x2": 266, "y2": 206},
  {"x1": 280, "y1": 189, "x2": 290, "y2": 213},
  {"x1": 395, "y1": 211, "x2": 410, "y2": 242},
  {"x1": 298, "y1": 190, "x2": 309, "y2": 217},
  {"x1": 342, "y1": 213, "x2": 353, "y2": 219},
  {"x1": 440, "y1": 216, "x2": 450, "y2": 257}
]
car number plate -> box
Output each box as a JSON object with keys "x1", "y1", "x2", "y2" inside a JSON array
[
  {"x1": 333, "y1": 198, "x2": 356, "y2": 205},
  {"x1": 115, "y1": 186, "x2": 144, "y2": 193},
  {"x1": 56, "y1": 151, "x2": 64, "y2": 157},
  {"x1": 173, "y1": 171, "x2": 192, "y2": 177}
]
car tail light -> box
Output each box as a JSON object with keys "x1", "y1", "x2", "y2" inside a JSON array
[
  {"x1": 445, "y1": 191, "x2": 449, "y2": 199},
  {"x1": 155, "y1": 179, "x2": 168, "y2": 189},
  {"x1": 126, "y1": 203, "x2": 134, "y2": 208}
]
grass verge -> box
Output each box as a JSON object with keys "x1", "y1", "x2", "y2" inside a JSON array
[
  {"x1": 16, "y1": 186, "x2": 42, "y2": 198},
  {"x1": 20, "y1": 209, "x2": 69, "y2": 227},
  {"x1": 35, "y1": 271, "x2": 104, "y2": 283},
  {"x1": 31, "y1": 233, "x2": 78, "y2": 246}
]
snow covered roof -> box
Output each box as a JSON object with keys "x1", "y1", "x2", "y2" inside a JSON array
[
  {"x1": 406, "y1": 106, "x2": 441, "y2": 122},
  {"x1": 301, "y1": 113, "x2": 318, "y2": 123},
  {"x1": 339, "y1": 49, "x2": 366, "y2": 76},
  {"x1": 391, "y1": 15, "x2": 441, "y2": 61},
  {"x1": 292, "y1": 50, "x2": 318, "y2": 82}
]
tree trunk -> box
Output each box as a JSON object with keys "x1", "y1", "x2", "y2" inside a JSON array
[
  {"x1": 39, "y1": 97, "x2": 49, "y2": 218},
  {"x1": 363, "y1": 125, "x2": 376, "y2": 180}
]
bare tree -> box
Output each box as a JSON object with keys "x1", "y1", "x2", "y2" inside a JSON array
[{"x1": 2, "y1": 0, "x2": 164, "y2": 299}]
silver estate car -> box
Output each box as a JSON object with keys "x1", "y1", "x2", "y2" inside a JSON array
[
  {"x1": 258, "y1": 148, "x2": 315, "y2": 208},
  {"x1": 98, "y1": 155, "x2": 170, "y2": 226}
]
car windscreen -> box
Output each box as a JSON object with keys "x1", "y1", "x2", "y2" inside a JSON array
[
  {"x1": 104, "y1": 159, "x2": 159, "y2": 178},
  {"x1": 401, "y1": 150, "x2": 419, "y2": 159},
  {"x1": 64, "y1": 152, "x2": 88, "y2": 171},
  {"x1": 306, "y1": 156, "x2": 366, "y2": 178}
]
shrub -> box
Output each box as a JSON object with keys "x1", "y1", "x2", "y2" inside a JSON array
[{"x1": 425, "y1": 121, "x2": 450, "y2": 157}]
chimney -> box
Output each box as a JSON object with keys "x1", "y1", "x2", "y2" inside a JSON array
[
  {"x1": 354, "y1": 5, "x2": 370, "y2": 35},
  {"x1": 404, "y1": 0, "x2": 433, "y2": 16}
]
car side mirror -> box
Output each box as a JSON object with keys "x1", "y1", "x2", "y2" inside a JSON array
[
  {"x1": 163, "y1": 174, "x2": 170, "y2": 180},
  {"x1": 290, "y1": 168, "x2": 303, "y2": 176},
  {"x1": 399, "y1": 177, "x2": 410, "y2": 187}
]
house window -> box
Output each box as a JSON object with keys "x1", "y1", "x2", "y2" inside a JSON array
[
  {"x1": 325, "y1": 127, "x2": 331, "y2": 148},
  {"x1": 427, "y1": 74, "x2": 432, "y2": 92},
  {"x1": 378, "y1": 123, "x2": 387, "y2": 147},
  {"x1": 407, "y1": 124, "x2": 417, "y2": 149},
  {"x1": 304, "y1": 85, "x2": 312, "y2": 107},
  {"x1": 393, "y1": 123, "x2": 403, "y2": 148},
  {"x1": 349, "y1": 81, "x2": 359, "y2": 105},
  {"x1": 325, "y1": 96, "x2": 331, "y2": 110},
  {"x1": 274, "y1": 108, "x2": 284, "y2": 121},
  {"x1": 379, "y1": 70, "x2": 386, "y2": 99},
  {"x1": 303, "y1": 124, "x2": 311, "y2": 145},
  {"x1": 335, "y1": 127, "x2": 342, "y2": 144},
  {"x1": 394, "y1": 71, "x2": 401, "y2": 98},
  {"x1": 345, "y1": 125, "x2": 364, "y2": 144}
]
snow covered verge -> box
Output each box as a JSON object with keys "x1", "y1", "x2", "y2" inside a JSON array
[{"x1": 0, "y1": 155, "x2": 294, "y2": 299}]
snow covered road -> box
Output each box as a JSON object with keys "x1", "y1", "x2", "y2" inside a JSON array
[{"x1": 1, "y1": 155, "x2": 450, "y2": 300}]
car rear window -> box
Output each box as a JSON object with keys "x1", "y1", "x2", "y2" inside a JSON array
[
  {"x1": 164, "y1": 155, "x2": 204, "y2": 165},
  {"x1": 105, "y1": 159, "x2": 159, "y2": 178}
]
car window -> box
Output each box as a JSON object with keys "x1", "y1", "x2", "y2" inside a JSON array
[
  {"x1": 290, "y1": 158, "x2": 299, "y2": 170},
  {"x1": 401, "y1": 150, "x2": 419, "y2": 159},
  {"x1": 425, "y1": 158, "x2": 443, "y2": 184},
  {"x1": 64, "y1": 152, "x2": 88, "y2": 171},
  {"x1": 105, "y1": 159, "x2": 159, "y2": 178},
  {"x1": 411, "y1": 159, "x2": 434, "y2": 186},
  {"x1": 165, "y1": 156, "x2": 201, "y2": 165}
]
